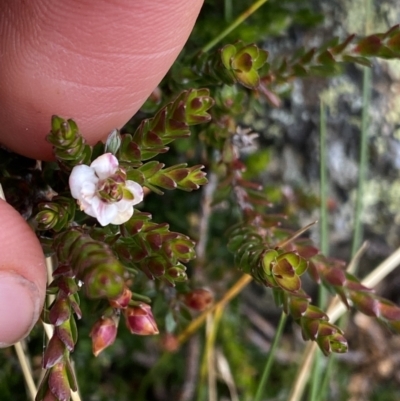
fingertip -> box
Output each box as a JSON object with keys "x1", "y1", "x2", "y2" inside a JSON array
[
  {"x1": 0, "y1": 272, "x2": 41, "y2": 347},
  {"x1": 0, "y1": 0, "x2": 204, "y2": 160},
  {"x1": 0, "y1": 199, "x2": 46, "y2": 346}
]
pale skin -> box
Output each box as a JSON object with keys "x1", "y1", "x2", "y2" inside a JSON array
[{"x1": 0, "y1": 0, "x2": 204, "y2": 347}]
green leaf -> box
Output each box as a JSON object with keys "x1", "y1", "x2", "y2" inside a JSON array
[{"x1": 221, "y1": 44, "x2": 236, "y2": 69}]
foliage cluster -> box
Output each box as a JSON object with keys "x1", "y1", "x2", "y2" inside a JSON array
[{"x1": 2, "y1": 1, "x2": 400, "y2": 400}]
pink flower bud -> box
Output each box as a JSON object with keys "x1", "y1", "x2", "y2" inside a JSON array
[
  {"x1": 109, "y1": 286, "x2": 132, "y2": 309},
  {"x1": 124, "y1": 303, "x2": 159, "y2": 336},
  {"x1": 184, "y1": 288, "x2": 214, "y2": 311},
  {"x1": 161, "y1": 333, "x2": 180, "y2": 353},
  {"x1": 89, "y1": 316, "x2": 118, "y2": 357},
  {"x1": 43, "y1": 388, "x2": 58, "y2": 401}
]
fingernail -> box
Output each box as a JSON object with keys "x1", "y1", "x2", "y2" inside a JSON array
[{"x1": 0, "y1": 272, "x2": 41, "y2": 347}]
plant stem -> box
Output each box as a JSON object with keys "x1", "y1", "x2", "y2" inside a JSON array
[
  {"x1": 319, "y1": 355, "x2": 335, "y2": 399},
  {"x1": 14, "y1": 342, "x2": 37, "y2": 400},
  {"x1": 351, "y1": 1, "x2": 372, "y2": 257},
  {"x1": 254, "y1": 312, "x2": 287, "y2": 401},
  {"x1": 201, "y1": 0, "x2": 269, "y2": 53},
  {"x1": 319, "y1": 99, "x2": 329, "y2": 258},
  {"x1": 224, "y1": 0, "x2": 233, "y2": 22},
  {"x1": 309, "y1": 98, "x2": 329, "y2": 401}
]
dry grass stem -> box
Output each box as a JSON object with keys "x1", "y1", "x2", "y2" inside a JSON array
[
  {"x1": 206, "y1": 314, "x2": 217, "y2": 401},
  {"x1": 276, "y1": 220, "x2": 318, "y2": 249},
  {"x1": 177, "y1": 274, "x2": 252, "y2": 345},
  {"x1": 14, "y1": 341, "x2": 37, "y2": 400},
  {"x1": 347, "y1": 241, "x2": 369, "y2": 275}
]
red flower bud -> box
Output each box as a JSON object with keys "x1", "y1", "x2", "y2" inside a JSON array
[
  {"x1": 124, "y1": 303, "x2": 159, "y2": 335},
  {"x1": 184, "y1": 288, "x2": 214, "y2": 311},
  {"x1": 89, "y1": 316, "x2": 118, "y2": 357},
  {"x1": 109, "y1": 286, "x2": 132, "y2": 309},
  {"x1": 43, "y1": 388, "x2": 58, "y2": 401},
  {"x1": 161, "y1": 333, "x2": 180, "y2": 353}
]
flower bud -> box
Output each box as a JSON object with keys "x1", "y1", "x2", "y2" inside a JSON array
[
  {"x1": 43, "y1": 389, "x2": 58, "y2": 401},
  {"x1": 125, "y1": 303, "x2": 159, "y2": 335},
  {"x1": 161, "y1": 333, "x2": 180, "y2": 352},
  {"x1": 184, "y1": 288, "x2": 214, "y2": 311},
  {"x1": 90, "y1": 316, "x2": 118, "y2": 357},
  {"x1": 109, "y1": 286, "x2": 132, "y2": 309},
  {"x1": 105, "y1": 129, "x2": 122, "y2": 155},
  {"x1": 36, "y1": 209, "x2": 58, "y2": 230}
]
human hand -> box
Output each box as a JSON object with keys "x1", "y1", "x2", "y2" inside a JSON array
[{"x1": 0, "y1": 0, "x2": 203, "y2": 347}]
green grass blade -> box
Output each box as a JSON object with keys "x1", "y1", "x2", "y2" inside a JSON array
[
  {"x1": 202, "y1": 0, "x2": 269, "y2": 53},
  {"x1": 254, "y1": 312, "x2": 287, "y2": 401}
]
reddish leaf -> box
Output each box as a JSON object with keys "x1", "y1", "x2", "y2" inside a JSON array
[
  {"x1": 43, "y1": 335, "x2": 65, "y2": 369},
  {"x1": 300, "y1": 317, "x2": 319, "y2": 340},
  {"x1": 355, "y1": 35, "x2": 382, "y2": 56},
  {"x1": 388, "y1": 32, "x2": 400, "y2": 52},
  {"x1": 316, "y1": 335, "x2": 331, "y2": 356},
  {"x1": 145, "y1": 232, "x2": 163, "y2": 251},
  {"x1": 323, "y1": 267, "x2": 346, "y2": 286},
  {"x1": 48, "y1": 363, "x2": 70, "y2": 401},
  {"x1": 55, "y1": 320, "x2": 75, "y2": 351},
  {"x1": 273, "y1": 258, "x2": 295, "y2": 278},
  {"x1": 345, "y1": 273, "x2": 373, "y2": 292},
  {"x1": 350, "y1": 291, "x2": 380, "y2": 317},
  {"x1": 387, "y1": 320, "x2": 400, "y2": 332},
  {"x1": 49, "y1": 299, "x2": 70, "y2": 326},
  {"x1": 334, "y1": 286, "x2": 350, "y2": 309},
  {"x1": 331, "y1": 34, "x2": 355, "y2": 55},
  {"x1": 307, "y1": 261, "x2": 320, "y2": 283},
  {"x1": 294, "y1": 240, "x2": 319, "y2": 259},
  {"x1": 289, "y1": 296, "x2": 309, "y2": 319},
  {"x1": 303, "y1": 305, "x2": 328, "y2": 320},
  {"x1": 379, "y1": 300, "x2": 400, "y2": 321},
  {"x1": 318, "y1": 321, "x2": 340, "y2": 337}
]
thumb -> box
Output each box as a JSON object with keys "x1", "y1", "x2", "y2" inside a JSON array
[{"x1": 0, "y1": 199, "x2": 47, "y2": 347}]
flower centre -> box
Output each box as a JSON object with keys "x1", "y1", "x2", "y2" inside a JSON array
[{"x1": 96, "y1": 169, "x2": 127, "y2": 203}]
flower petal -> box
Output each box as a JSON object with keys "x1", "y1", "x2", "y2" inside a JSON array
[
  {"x1": 125, "y1": 181, "x2": 144, "y2": 205},
  {"x1": 90, "y1": 196, "x2": 119, "y2": 226},
  {"x1": 116, "y1": 198, "x2": 134, "y2": 213},
  {"x1": 69, "y1": 165, "x2": 98, "y2": 199},
  {"x1": 111, "y1": 205, "x2": 134, "y2": 225},
  {"x1": 90, "y1": 153, "x2": 119, "y2": 180}
]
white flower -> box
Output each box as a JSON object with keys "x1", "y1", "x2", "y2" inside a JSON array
[{"x1": 69, "y1": 153, "x2": 143, "y2": 226}]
